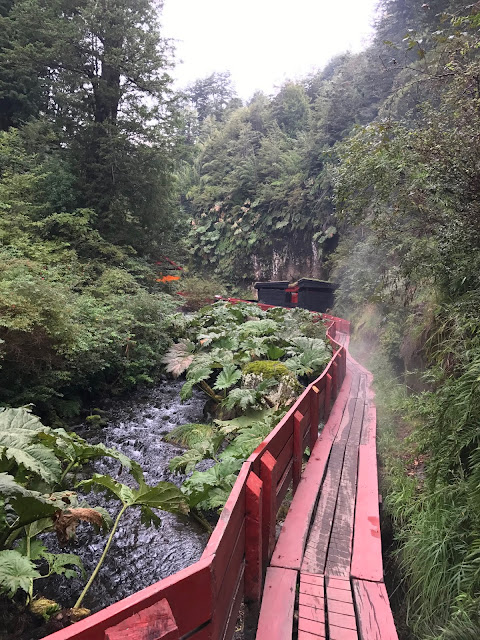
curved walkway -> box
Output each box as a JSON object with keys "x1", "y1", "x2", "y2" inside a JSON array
[{"x1": 255, "y1": 333, "x2": 398, "y2": 640}]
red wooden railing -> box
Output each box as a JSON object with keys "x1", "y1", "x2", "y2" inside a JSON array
[{"x1": 47, "y1": 310, "x2": 349, "y2": 640}]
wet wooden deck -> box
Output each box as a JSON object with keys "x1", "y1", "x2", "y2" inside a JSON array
[{"x1": 256, "y1": 334, "x2": 398, "y2": 640}]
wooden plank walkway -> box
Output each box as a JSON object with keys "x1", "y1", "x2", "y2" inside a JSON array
[{"x1": 256, "y1": 336, "x2": 398, "y2": 640}]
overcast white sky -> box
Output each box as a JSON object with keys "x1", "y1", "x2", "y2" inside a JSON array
[{"x1": 161, "y1": 0, "x2": 379, "y2": 100}]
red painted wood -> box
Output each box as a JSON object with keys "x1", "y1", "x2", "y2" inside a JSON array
[
  {"x1": 272, "y1": 373, "x2": 355, "y2": 572},
  {"x1": 329, "y1": 626, "x2": 358, "y2": 640},
  {"x1": 298, "y1": 617, "x2": 326, "y2": 637},
  {"x1": 271, "y1": 437, "x2": 333, "y2": 570},
  {"x1": 45, "y1": 558, "x2": 213, "y2": 640},
  {"x1": 275, "y1": 460, "x2": 293, "y2": 511},
  {"x1": 328, "y1": 600, "x2": 356, "y2": 616},
  {"x1": 327, "y1": 577, "x2": 351, "y2": 591},
  {"x1": 332, "y1": 361, "x2": 338, "y2": 399},
  {"x1": 260, "y1": 451, "x2": 277, "y2": 566},
  {"x1": 212, "y1": 522, "x2": 245, "y2": 639},
  {"x1": 245, "y1": 471, "x2": 263, "y2": 603},
  {"x1": 310, "y1": 385, "x2": 320, "y2": 451},
  {"x1": 351, "y1": 443, "x2": 383, "y2": 582},
  {"x1": 300, "y1": 574, "x2": 324, "y2": 586},
  {"x1": 360, "y1": 403, "x2": 376, "y2": 446},
  {"x1": 220, "y1": 563, "x2": 244, "y2": 640},
  {"x1": 293, "y1": 410, "x2": 305, "y2": 492},
  {"x1": 274, "y1": 434, "x2": 293, "y2": 482},
  {"x1": 104, "y1": 599, "x2": 179, "y2": 640},
  {"x1": 300, "y1": 582, "x2": 323, "y2": 596},
  {"x1": 329, "y1": 612, "x2": 357, "y2": 630},
  {"x1": 299, "y1": 604, "x2": 325, "y2": 623},
  {"x1": 255, "y1": 567, "x2": 297, "y2": 640},
  {"x1": 352, "y1": 580, "x2": 398, "y2": 640},
  {"x1": 325, "y1": 396, "x2": 365, "y2": 578},
  {"x1": 202, "y1": 462, "x2": 250, "y2": 562},
  {"x1": 299, "y1": 592, "x2": 324, "y2": 609},
  {"x1": 324, "y1": 373, "x2": 332, "y2": 419},
  {"x1": 249, "y1": 413, "x2": 293, "y2": 471},
  {"x1": 302, "y1": 386, "x2": 361, "y2": 575},
  {"x1": 298, "y1": 631, "x2": 324, "y2": 640},
  {"x1": 326, "y1": 586, "x2": 353, "y2": 604}
]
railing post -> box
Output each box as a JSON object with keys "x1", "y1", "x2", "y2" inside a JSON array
[
  {"x1": 310, "y1": 385, "x2": 320, "y2": 451},
  {"x1": 293, "y1": 410, "x2": 304, "y2": 493},
  {"x1": 260, "y1": 451, "x2": 277, "y2": 569},
  {"x1": 325, "y1": 373, "x2": 332, "y2": 419}
]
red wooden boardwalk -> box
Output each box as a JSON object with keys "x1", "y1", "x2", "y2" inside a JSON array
[
  {"x1": 256, "y1": 334, "x2": 398, "y2": 640},
  {"x1": 45, "y1": 314, "x2": 397, "y2": 640}
]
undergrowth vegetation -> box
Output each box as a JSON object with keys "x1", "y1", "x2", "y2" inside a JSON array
[
  {"x1": 163, "y1": 301, "x2": 331, "y2": 513},
  {"x1": 0, "y1": 406, "x2": 186, "y2": 624}
]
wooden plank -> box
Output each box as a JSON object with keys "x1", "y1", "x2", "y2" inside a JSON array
[
  {"x1": 299, "y1": 604, "x2": 325, "y2": 623},
  {"x1": 276, "y1": 460, "x2": 292, "y2": 511},
  {"x1": 104, "y1": 599, "x2": 179, "y2": 640},
  {"x1": 300, "y1": 574, "x2": 324, "y2": 586},
  {"x1": 220, "y1": 563, "x2": 244, "y2": 640},
  {"x1": 212, "y1": 522, "x2": 245, "y2": 639},
  {"x1": 298, "y1": 617, "x2": 326, "y2": 637},
  {"x1": 351, "y1": 443, "x2": 383, "y2": 582},
  {"x1": 324, "y1": 373, "x2": 332, "y2": 420},
  {"x1": 255, "y1": 567, "x2": 297, "y2": 640},
  {"x1": 299, "y1": 592, "x2": 324, "y2": 609},
  {"x1": 300, "y1": 582, "x2": 323, "y2": 596},
  {"x1": 326, "y1": 588, "x2": 353, "y2": 604},
  {"x1": 45, "y1": 557, "x2": 213, "y2": 640},
  {"x1": 329, "y1": 626, "x2": 358, "y2": 640},
  {"x1": 293, "y1": 410, "x2": 305, "y2": 492},
  {"x1": 275, "y1": 434, "x2": 293, "y2": 482},
  {"x1": 298, "y1": 631, "x2": 325, "y2": 640},
  {"x1": 352, "y1": 580, "x2": 398, "y2": 640},
  {"x1": 332, "y1": 361, "x2": 338, "y2": 400},
  {"x1": 245, "y1": 471, "x2": 263, "y2": 603},
  {"x1": 328, "y1": 600, "x2": 356, "y2": 616},
  {"x1": 310, "y1": 385, "x2": 320, "y2": 451},
  {"x1": 359, "y1": 403, "x2": 376, "y2": 446},
  {"x1": 328, "y1": 612, "x2": 357, "y2": 630},
  {"x1": 271, "y1": 374, "x2": 354, "y2": 571},
  {"x1": 260, "y1": 451, "x2": 277, "y2": 566},
  {"x1": 327, "y1": 577, "x2": 351, "y2": 591},
  {"x1": 325, "y1": 396, "x2": 365, "y2": 577},
  {"x1": 202, "y1": 461, "x2": 249, "y2": 563},
  {"x1": 302, "y1": 382, "x2": 360, "y2": 575}
]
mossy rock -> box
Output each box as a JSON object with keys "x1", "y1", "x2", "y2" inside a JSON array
[{"x1": 242, "y1": 360, "x2": 292, "y2": 380}]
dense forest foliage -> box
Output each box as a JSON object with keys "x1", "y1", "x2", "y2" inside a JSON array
[{"x1": 2, "y1": 0, "x2": 480, "y2": 637}]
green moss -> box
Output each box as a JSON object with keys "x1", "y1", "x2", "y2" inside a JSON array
[{"x1": 242, "y1": 360, "x2": 292, "y2": 380}]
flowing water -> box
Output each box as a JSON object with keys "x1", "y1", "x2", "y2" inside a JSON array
[{"x1": 43, "y1": 379, "x2": 209, "y2": 613}]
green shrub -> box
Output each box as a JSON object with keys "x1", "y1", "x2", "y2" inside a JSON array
[{"x1": 176, "y1": 276, "x2": 226, "y2": 311}]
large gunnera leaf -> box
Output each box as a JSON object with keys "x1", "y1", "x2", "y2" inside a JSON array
[
  {"x1": 0, "y1": 550, "x2": 40, "y2": 597},
  {"x1": 0, "y1": 408, "x2": 61, "y2": 484},
  {"x1": 162, "y1": 339, "x2": 195, "y2": 377}
]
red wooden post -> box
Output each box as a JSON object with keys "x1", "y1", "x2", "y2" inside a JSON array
[
  {"x1": 310, "y1": 385, "x2": 320, "y2": 452},
  {"x1": 245, "y1": 471, "x2": 263, "y2": 603},
  {"x1": 325, "y1": 373, "x2": 332, "y2": 419},
  {"x1": 104, "y1": 600, "x2": 179, "y2": 640},
  {"x1": 260, "y1": 451, "x2": 277, "y2": 567},
  {"x1": 293, "y1": 410, "x2": 304, "y2": 493}
]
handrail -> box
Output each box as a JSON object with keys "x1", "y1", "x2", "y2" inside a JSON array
[{"x1": 46, "y1": 310, "x2": 349, "y2": 640}]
